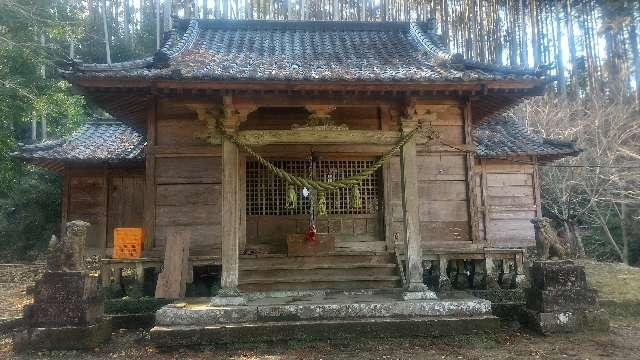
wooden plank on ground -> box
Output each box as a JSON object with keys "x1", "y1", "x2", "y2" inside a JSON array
[{"x1": 155, "y1": 229, "x2": 191, "y2": 299}]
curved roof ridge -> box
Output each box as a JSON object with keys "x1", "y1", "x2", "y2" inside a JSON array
[{"x1": 408, "y1": 22, "x2": 462, "y2": 66}]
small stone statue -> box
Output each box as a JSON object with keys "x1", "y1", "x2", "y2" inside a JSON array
[
  {"x1": 530, "y1": 217, "x2": 568, "y2": 260},
  {"x1": 46, "y1": 220, "x2": 90, "y2": 272}
]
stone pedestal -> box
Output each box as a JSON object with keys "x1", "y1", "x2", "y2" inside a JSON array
[
  {"x1": 526, "y1": 260, "x2": 609, "y2": 334},
  {"x1": 15, "y1": 271, "x2": 111, "y2": 351}
]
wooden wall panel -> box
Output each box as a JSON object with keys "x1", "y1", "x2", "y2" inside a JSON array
[
  {"x1": 68, "y1": 176, "x2": 106, "y2": 249},
  {"x1": 479, "y1": 158, "x2": 537, "y2": 247},
  {"x1": 156, "y1": 157, "x2": 221, "y2": 184},
  {"x1": 154, "y1": 156, "x2": 223, "y2": 256},
  {"x1": 157, "y1": 118, "x2": 208, "y2": 146},
  {"x1": 107, "y1": 174, "x2": 144, "y2": 248}
]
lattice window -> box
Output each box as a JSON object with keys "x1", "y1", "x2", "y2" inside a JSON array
[{"x1": 246, "y1": 159, "x2": 380, "y2": 216}]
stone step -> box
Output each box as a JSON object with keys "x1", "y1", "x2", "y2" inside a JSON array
[
  {"x1": 239, "y1": 279, "x2": 401, "y2": 292},
  {"x1": 155, "y1": 298, "x2": 493, "y2": 326},
  {"x1": 240, "y1": 263, "x2": 397, "y2": 271},
  {"x1": 240, "y1": 265, "x2": 398, "y2": 280},
  {"x1": 239, "y1": 254, "x2": 395, "y2": 267},
  {"x1": 150, "y1": 316, "x2": 500, "y2": 346}
]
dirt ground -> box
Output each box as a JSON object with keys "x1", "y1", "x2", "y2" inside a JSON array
[{"x1": 1, "y1": 262, "x2": 639, "y2": 360}]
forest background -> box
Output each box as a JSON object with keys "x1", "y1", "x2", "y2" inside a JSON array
[{"x1": 1, "y1": 0, "x2": 639, "y2": 264}]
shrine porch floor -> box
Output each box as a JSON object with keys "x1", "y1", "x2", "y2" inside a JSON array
[{"x1": 150, "y1": 289, "x2": 499, "y2": 347}]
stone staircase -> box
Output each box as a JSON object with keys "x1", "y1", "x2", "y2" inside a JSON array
[{"x1": 238, "y1": 253, "x2": 402, "y2": 292}]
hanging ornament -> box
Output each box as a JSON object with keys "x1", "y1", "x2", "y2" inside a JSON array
[
  {"x1": 350, "y1": 185, "x2": 362, "y2": 209},
  {"x1": 285, "y1": 184, "x2": 297, "y2": 209},
  {"x1": 316, "y1": 191, "x2": 327, "y2": 216}
]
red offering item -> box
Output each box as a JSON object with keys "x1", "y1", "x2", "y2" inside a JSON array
[{"x1": 306, "y1": 224, "x2": 316, "y2": 242}]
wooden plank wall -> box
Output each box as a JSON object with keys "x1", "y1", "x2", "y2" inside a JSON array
[
  {"x1": 65, "y1": 167, "x2": 144, "y2": 254},
  {"x1": 67, "y1": 171, "x2": 107, "y2": 250},
  {"x1": 388, "y1": 103, "x2": 471, "y2": 251},
  {"x1": 477, "y1": 158, "x2": 537, "y2": 247},
  {"x1": 155, "y1": 100, "x2": 223, "y2": 257},
  {"x1": 107, "y1": 170, "x2": 144, "y2": 248}
]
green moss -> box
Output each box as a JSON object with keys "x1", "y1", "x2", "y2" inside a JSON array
[{"x1": 105, "y1": 297, "x2": 171, "y2": 315}]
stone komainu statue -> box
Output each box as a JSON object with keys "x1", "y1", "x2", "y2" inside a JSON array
[
  {"x1": 530, "y1": 217, "x2": 569, "y2": 260},
  {"x1": 47, "y1": 220, "x2": 90, "y2": 272}
]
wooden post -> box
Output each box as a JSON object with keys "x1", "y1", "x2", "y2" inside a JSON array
[
  {"x1": 400, "y1": 117, "x2": 424, "y2": 291},
  {"x1": 382, "y1": 161, "x2": 394, "y2": 252},
  {"x1": 463, "y1": 98, "x2": 480, "y2": 243},
  {"x1": 144, "y1": 97, "x2": 157, "y2": 251},
  {"x1": 220, "y1": 134, "x2": 240, "y2": 292}
]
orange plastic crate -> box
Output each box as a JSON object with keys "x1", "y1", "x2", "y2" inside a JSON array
[{"x1": 113, "y1": 227, "x2": 144, "y2": 259}]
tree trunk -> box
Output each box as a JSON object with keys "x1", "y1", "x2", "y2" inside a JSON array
[
  {"x1": 566, "y1": 0, "x2": 578, "y2": 94},
  {"x1": 101, "y1": 0, "x2": 112, "y2": 64},
  {"x1": 622, "y1": 202, "x2": 630, "y2": 265},
  {"x1": 594, "y1": 208, "x2": 624, "y2": 261},
  {"x1": 567, "y1": 220, "x2": 586, "y2": 259},
  {"x1": 555, "y1": 2, "x2": 566, "y2": 95},
  {"x1": 530, "y1": 0, "x2": 540, "y2": 66},
  {"x1": 629, "y1": 13, "x2": 640, "y2": 106}
]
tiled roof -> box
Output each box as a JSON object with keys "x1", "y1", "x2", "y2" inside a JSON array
[
  {"x1": 16, "y1": 118, "x2": 577, "y2": 167},
  {"x1": 66, "y1": 20, "x2": 544, "y2": 82},
  {"x1": 15, "y1": 122, "x2": 145, "y2": 165},
  {"x1": 474, "y1": 115, "x2": 580, "y2": 160}
]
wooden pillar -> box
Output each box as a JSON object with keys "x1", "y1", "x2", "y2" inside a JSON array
[
  {"x1": 143, "y1": 97, "x2": 157, "y2": 251},
  {"x1": 220, "y1": 135, "x2": 240, "y2": 293},
  {"x1": 400, "y1": 117, "x2": 424, "y2": 290},
  {"x1": 464, "y1": 98, "x2": 480, "y2": 243}
]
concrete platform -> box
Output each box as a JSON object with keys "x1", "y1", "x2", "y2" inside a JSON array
[{"x1": 151, "y1": 290, "x2": 499, "y2": 346}]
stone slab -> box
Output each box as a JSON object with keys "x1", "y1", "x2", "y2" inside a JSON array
[
  {"x1": 402, "y1": 290, "x2": 438, "y2": 300},
  {"x1": 531, "y1": 261, "x2": 587, "y2": 290},
  {"x1": 13, "y1": 318, "x2": 112, "y2": 352},
  {"x1": 155, "y1": 305, "x2": 257, "y2": 326},
  {"x1": 256, "y1": 299, "x2": 491, "y2": 322},
  {"x1": 150, "y1": 316, "x2": 500, "y2": 347},
  {"x1": 155, "y1": 296, "x2": 492, "y2": 326},
  {"x1": 526, "y1": 288, "x2": 599, "y2": 313},
  {"x1": 287, "y1": 233, "x2": 335, "y2": 256},
  {"x1": 526, "y1": 310, "x2": 577, "y2": 335}
]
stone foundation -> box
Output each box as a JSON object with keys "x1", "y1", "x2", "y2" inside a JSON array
[
  {"x1": 151, "y1": 290, "x2": 498, "y2": 346},
  {"x1": 15, "y1": 270, "x2": 111, "y2": 351},
  {"x1": 525, "y1": 260, "x2": 609, "y2": 335}
]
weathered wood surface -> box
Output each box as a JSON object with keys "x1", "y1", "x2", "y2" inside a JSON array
[
  {"x1": 400, "y1": 119, "x2": 423, "y2": 289},
  {"x1": 107, "y1": 175, "x2": 144, "y2": 248},
  {"x1": 220, "y1": 136, "x2": 240, "y2": 290},
  {"x1": 155, "y1": 157, "x2": 221, "y2": 184},
  {"x1": 155, "y1": 229, "x2": 191, "y2": 299},
  {"x1": 477, "y1": 158, "x2": 537, "y2": 247},
  {"x1": 68, "y1": 175, "x2": 106, "y2": 249}
]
